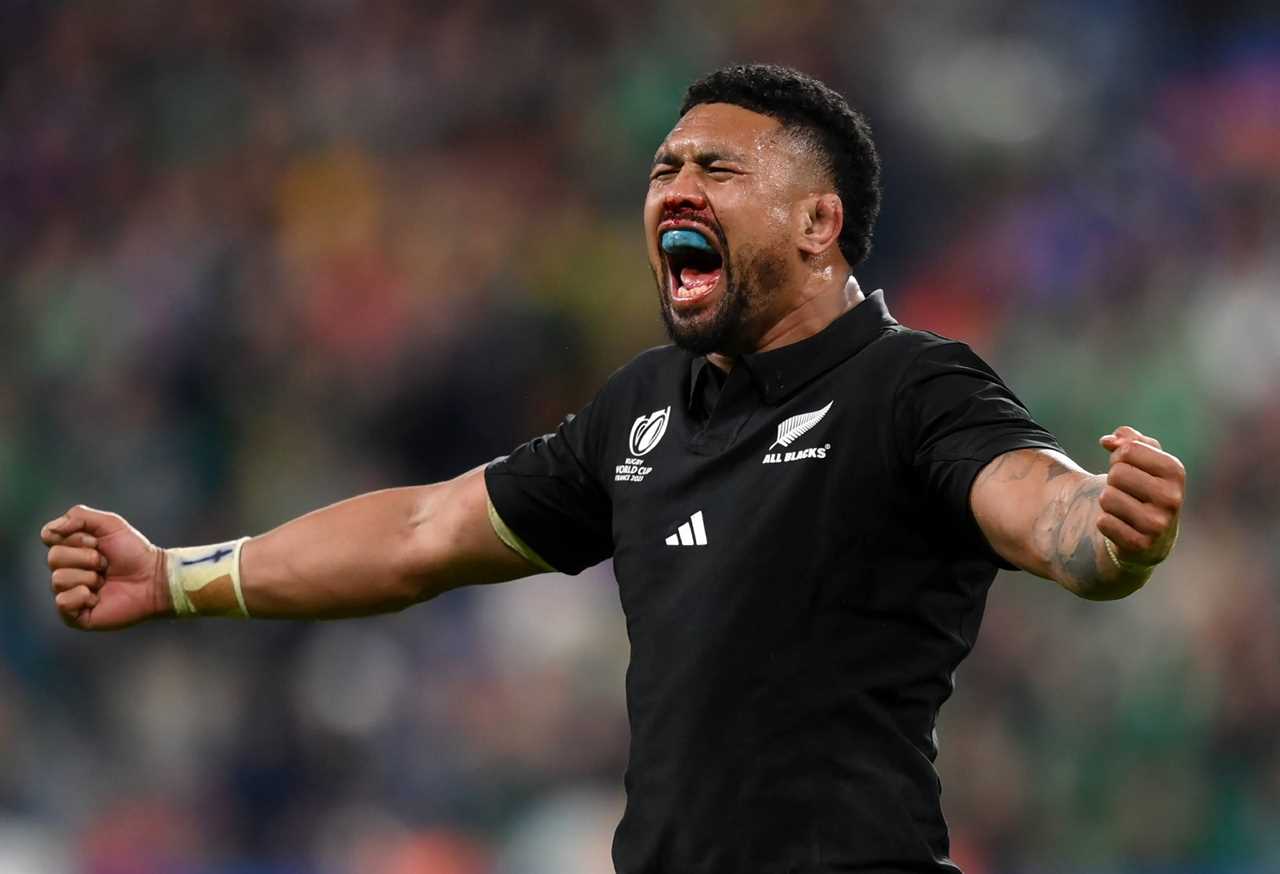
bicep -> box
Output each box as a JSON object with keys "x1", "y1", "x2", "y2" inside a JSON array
[
  {"x1": 969, "y1": 447, "x2": 1093, "y2": 579},
  {"x1": 408, "y1": 466, "x2": 548, "y2": 597}
]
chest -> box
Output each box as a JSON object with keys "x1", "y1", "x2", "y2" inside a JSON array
[{"x1": 602, "y1": 377, "x2": 913, "y2": 614}]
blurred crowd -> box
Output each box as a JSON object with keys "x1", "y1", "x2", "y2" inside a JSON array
[{"x1": 2, "y1": 1, "x2": 1278, "y2": 872}]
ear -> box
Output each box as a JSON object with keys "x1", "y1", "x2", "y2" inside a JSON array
[{"x1": 796, "y1": 193, "x2": 843, "y2": 257}]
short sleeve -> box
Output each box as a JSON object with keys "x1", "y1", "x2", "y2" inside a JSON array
[
  {"x1": 897, "y1": 338, "x2": 1063, "y2": 565},
  {"x1": 484, "y1": 398, "x2": 613, "y2": 575}
]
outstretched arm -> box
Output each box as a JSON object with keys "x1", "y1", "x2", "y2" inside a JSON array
[
  {"x1": 40, "y1": 466, "x2": 542, "y2": 629},
  {"x1": 970, "y1": 426, "x2": 1184, "y2": 600}
]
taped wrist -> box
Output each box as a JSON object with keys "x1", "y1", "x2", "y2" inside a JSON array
[{"x1": 165, "y1": 537, "x2": 251, "y2": 617}]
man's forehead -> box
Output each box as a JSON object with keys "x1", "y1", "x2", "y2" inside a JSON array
[{"x1": 656, "y1": 102, "x2": 783, "y2": 159}]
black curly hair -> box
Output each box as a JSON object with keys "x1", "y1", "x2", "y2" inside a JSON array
[{"x1": 680, "y1": 64, "x2": 882, "y2": 268}]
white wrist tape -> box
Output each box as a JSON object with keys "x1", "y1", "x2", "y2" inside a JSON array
[{"x1": 165, "y1": 537, "x2": 251, "y2": 618}]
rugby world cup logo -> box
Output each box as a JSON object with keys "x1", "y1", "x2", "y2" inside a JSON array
[{"x1": 629, "y1": 406, "x2": 671, "y2": 456}]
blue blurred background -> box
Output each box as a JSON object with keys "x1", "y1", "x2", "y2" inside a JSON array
[{"x1": 2, "y1": 1, "x2": 1279, "y2": 872}]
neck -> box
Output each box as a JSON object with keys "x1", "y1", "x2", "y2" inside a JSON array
[{"x1": 707, "y1": 270, "x2": 865, "y2": 372}]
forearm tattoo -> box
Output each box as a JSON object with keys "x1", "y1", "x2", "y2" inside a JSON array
[
  {"x1": 1041, "y1": 472, "x2": 1107, "y2": 592},
  {"x1": 979, "y1": 451, "x2": 1144, "y2": 597}
]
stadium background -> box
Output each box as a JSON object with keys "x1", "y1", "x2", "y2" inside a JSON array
[{"x1": 2, "y1": 1, "x2": 1279, "y2": 871}]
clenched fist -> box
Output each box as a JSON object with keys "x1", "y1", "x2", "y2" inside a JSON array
[
  {"x1": 1097, "y1": 425, "x2": 1185, "y2": 569},
  {"x1": 40, "y1": 506, "x2": 169, "y2": 630}
]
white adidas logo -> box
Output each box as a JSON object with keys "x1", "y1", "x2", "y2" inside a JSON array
[{"x1": 665, "y1": 511, "x2": 708, "y2": 546}]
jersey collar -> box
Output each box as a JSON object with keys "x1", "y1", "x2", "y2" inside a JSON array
[
  {"x1": 687, "y1": 290, "x2": 897, "y2": 408},
  {"x1": 744, "y1": 289, "x2": 898, "y2": 404}
]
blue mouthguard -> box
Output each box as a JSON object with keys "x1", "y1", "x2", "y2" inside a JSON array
[{"x1": 661, "y1": 228, "x2": 715, "y2": 254}]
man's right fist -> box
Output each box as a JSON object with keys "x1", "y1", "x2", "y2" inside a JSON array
[{"x1": 40, "y1": 506, "x2": 169, "y2": 630}]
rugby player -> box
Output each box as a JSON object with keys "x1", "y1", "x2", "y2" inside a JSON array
[{"x1": 41, "y1": 64, "x2": 1184, "y2": 873}]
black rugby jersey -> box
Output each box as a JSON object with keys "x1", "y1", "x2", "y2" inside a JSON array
[{"x1": 485, "y1": 291, "x2": 1062, "y2": 874}]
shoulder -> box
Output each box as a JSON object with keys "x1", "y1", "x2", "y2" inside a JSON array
[
  {"x1": 862, "y1": 324, "x2": 997, "y2": 388},
  {"x1": 876, "y1": 324, "x2": 978, "y2": 360},
  {"x1": 607, "y1": 343, "x2": 688, "y2": 382},
  {"x1": 575, "y1": 344, "x2": 688, "y2": 435},
  {"x1": 591, "y1": 343, "x2": 689, "y2": 406},
  {"x1": 867, "y1": 326, "x2": 1023, "y2": 432}
]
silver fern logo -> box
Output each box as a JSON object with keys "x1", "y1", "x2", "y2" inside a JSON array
[
  {"x1": 762, "y1": 401, "x2": 834, "y2": 464},
  {"x1": 769, "y1": 401, "x2": 833, "y2": 449}
]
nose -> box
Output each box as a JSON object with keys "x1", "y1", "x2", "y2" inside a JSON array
[{"x1": 661, "y1": 166, "x2": 708, "y2": 213}]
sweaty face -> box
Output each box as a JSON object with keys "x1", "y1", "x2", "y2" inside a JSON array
[{"x1": 644, "y1": 103, "x2": 800, "y2": 355}]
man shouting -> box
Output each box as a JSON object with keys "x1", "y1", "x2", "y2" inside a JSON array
[{"x1": 41, "y1": 64, "x2": 1184, "y2": 874}]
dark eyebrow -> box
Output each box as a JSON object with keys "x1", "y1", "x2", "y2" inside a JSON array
[{"x1": 651, "y1": 148, "x2": 744, "y2": 168}]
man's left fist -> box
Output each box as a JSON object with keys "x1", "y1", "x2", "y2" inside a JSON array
[{"x1": 1096, "y1": 425, "x2": 1185, "y2": 568}]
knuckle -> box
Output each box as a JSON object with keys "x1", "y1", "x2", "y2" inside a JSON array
[
  {"x1": 52, "y1": 568, "x2": 90, "y2": 590},
  {"x1": 1100, "y1": 487, "x2": 1128, "y2": 513},
  {"x1": 1114, "y1": 527, "x2": 1141, "y2": 551}
]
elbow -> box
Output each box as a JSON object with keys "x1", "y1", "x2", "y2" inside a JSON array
[
  {"x1": 379, "y1": 488, "x2": 435, "y2": 606},
  {"x1": 395, "y1": 507, "x2": 444, "y2": 605},
  {"x1": 395, "y1": 481, "x2": 472, "y2": 604},
  {"x1": 382, "y1": 522, "x2": 434, "y2": 610}
]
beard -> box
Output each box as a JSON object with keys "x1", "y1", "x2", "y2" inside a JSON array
[{"x1": 656, "y1": 239, "x2": 788, "y2": 356}]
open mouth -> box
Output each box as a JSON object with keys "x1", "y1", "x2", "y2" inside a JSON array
[{"x1": 660, "y1": 225, "x2": 724, "y2": 307}]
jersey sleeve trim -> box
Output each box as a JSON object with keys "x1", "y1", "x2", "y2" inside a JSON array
[{"x1": 486, "y1": 494, "x2": 557, "y2": 573}]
